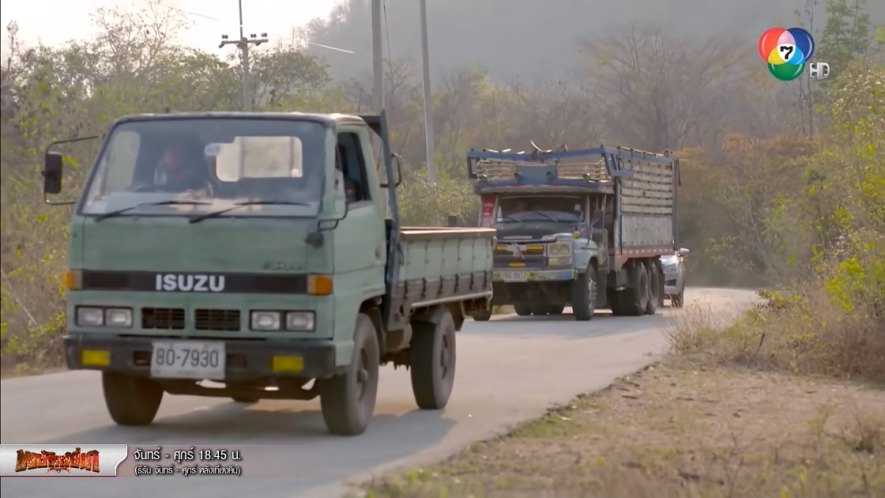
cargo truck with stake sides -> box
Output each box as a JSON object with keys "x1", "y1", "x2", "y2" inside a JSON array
[
  {"x1": 467, "y1": 145, "x2": 679, "y2": 320},
  {"x1": 43, "y1": 111, "x2": 495, "y2": 436}
]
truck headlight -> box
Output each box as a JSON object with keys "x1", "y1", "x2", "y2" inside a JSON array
[
  {"x1": 285, "y1": 311, "x2": 315, "y2": 331},
  {"x1": 104, "y1": 308, "x2": 133, "y2": 327},
  {"x1": 76, "y1": 307, "x2": 104, "y2": 326},
  {"x1": 547, "y1": 243, "x2": 572, "y2": 257},
  {"x1": 251, "y1": 311, "x2": 282, "y2": 331}
]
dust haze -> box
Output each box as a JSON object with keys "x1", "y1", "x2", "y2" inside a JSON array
[{"x1": 302, "y1": 0, "x2": 885, "y2": 83}]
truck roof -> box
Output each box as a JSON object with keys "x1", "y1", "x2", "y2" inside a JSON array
[
  {"x1": 467, "y1": 145, "x2": 678, "y2": 196},
  {"x1": 113, "y1": 111, "x2": 372, "y2": 127}
]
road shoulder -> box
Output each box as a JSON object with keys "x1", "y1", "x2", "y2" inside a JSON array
[{"x1": 358, "y1": 357, "x2": 885, "y2": 498}]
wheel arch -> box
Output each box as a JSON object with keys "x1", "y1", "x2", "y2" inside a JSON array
[{"x1": 359, "y1": 299, "x2": 385, "y2": 355}]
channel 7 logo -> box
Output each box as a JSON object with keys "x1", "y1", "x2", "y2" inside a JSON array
[{"x1": 757, "y1": 26, "x2": 829, "y2": 81}]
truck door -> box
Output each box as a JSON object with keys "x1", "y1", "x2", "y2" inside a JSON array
[{"x1": 333, "y1": 131, "x2": 387, "y2": 299}]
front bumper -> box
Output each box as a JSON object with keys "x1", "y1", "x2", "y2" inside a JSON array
[
  {"x1": 64, "y1": 333, "x2": 338, "y2": 381},
  {"x1": 492, "y1": 268, "x2": 576, "y2": 283}
]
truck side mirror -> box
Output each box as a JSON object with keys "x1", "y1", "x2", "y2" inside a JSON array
[
  {"x1": 43, "y1": 151, "x2": 64, "y2": 194},
  {"x1": 381, "y1": 153, "x2": 402, "y2": 188}
]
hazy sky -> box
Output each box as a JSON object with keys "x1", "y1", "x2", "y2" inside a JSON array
[{"x1": 1, "y1": 0, "x2": 344, "y2": 55}]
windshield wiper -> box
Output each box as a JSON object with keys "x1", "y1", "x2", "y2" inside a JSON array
[
  {"x1": 498, "y1": 215, "x2": 521, "y2": 223},
  {"x1": 94, "y1": 200, "x2": 212, "y2": 222},
  {"x1": 528, "y1": 210, "x2": 560, "y2": 222},
  {"x1": 188, "y1": 200, "x2": 309, "y2": 224}
]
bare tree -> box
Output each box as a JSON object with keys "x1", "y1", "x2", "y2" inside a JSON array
[{"x1": 580, "y1": 24, "x2": 751, "y2": 151}]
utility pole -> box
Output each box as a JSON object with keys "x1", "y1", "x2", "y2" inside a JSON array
[
  {"x1": 419, "y1": 0, "x2": 436, "y2": 182},
  {"x1": 371, "y1": 0, "x2": 384, "y2": 111},
  {"x1": 219, "y1": 0, "x2": 268, "y2": 111}
]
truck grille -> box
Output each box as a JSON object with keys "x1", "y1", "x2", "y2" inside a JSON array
[
  {"x1": 494, "y1": 243, "x2": 546, "y2": 257},
  {"x1": 195, "y1": 309, "x2": 241, "y2": 331},
  {"x1": 493, "y1": 256, "x2": 548, "y2": 268},
  {"x1": 494, "y1": 242, "x2": 548, "y2": 268},
  {"x1": 142, "y1": 307, "x2": 185, "y2": 330}
]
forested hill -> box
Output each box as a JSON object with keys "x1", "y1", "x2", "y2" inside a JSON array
[{"x1": 301, "y1": 0, "x2": 885, "y2": 83}]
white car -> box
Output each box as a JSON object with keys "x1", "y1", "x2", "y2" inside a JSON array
[{"x1": 660, "y1": 248, "x2": 689, "y2": 307}]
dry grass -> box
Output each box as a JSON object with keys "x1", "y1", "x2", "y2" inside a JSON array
[
  {"x1": 667, "y1": 288, "x2": 885, "y2": 383},
  {"x1": 360, "y1": 361, "x2": 885, "y2": 498}
]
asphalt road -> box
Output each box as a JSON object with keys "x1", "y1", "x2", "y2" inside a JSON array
[{"x1": 1, "y1": 287, "x2": 755, "y2": 498}]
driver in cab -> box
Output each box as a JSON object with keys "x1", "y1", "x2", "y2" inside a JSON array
[{"x1": 151, "y1": 140, "x2": 213, "y2": 195}]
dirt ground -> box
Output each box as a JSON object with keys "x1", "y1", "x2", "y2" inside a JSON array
[{"x1": 361, "y1": 358, "x2": 885, "y2": 498}]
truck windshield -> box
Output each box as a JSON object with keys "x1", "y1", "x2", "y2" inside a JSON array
[
  {"x1": 497, "y1": 196, "x2": 584, "y2": 224},
  {"x1": 80, "y1": 117, "x2": 327, "y2": 218}
]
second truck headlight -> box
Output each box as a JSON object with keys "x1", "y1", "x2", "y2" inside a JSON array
[{"x1": 547, "y1": 242, "x2": 572, "y2": 257}]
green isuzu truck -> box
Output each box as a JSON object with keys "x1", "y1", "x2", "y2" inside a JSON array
[{"x1": 43, "y1": 111, "x2": 494, "y2": 436}]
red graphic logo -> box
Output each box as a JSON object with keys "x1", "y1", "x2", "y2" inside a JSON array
[{"x1": 15, "y1": 448, "x2": 100, "y2": 474}]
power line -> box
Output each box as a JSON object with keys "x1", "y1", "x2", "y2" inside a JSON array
[
  {"x1": 371, "y1": 0, "x2": 384, "y2": 111},
  {"x1": 419, "y1": 0, "x2": 436, "y2": 182},
  {"x1": 219, "y1": 0, "x2": 268, "y2": 111},
  {"x1": 382, "y1": 0, "x2": 392, "y2": 64}
]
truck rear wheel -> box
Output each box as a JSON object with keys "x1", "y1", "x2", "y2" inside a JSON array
[
  {"x1": 571, "y1": 268, "x2": 597, "y2": 321},
  {"x1": 644, "y1": 260, "x2": 660, "y2": 315},
  {"x1": 410, "y1": 308, "x2": 457, "y2": 410},
  {"x1": 318, "y1": 313, "x2": 379, "y2": 436},
  {"x1": 102, "y1": 372, "x2": 164, "y2": 426},
  {"x1": 471, "y1": 309, "x2": 492, "y2": 321},
  {"x1": 514, "y1": 305, "x2": 533, "y2": 316},
  {"x1": 616, "y1": 261, "x2": 649, "y2": 316}
]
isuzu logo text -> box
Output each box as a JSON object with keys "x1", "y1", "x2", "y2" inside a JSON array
[{"x1": 155, "y1": 274, "x2": 225, "y2": 292}]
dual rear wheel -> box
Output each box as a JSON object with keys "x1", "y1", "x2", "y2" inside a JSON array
[{"x1": 610, "y1": 259, "x2": 662, "y2": 316}]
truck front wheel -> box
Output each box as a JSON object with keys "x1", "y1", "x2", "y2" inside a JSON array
[
  {"x1": 571, "y1": 267, "x2": 597, "y2": 321},
  {"x1": 318, "y1": 313, "x2": 380, "y2": 436},
  {"x1": 410, "y1": 308, "x2": 457, "y2": 410},
  {"x1": 102, "y1": 372, "x2": 164, "y2": 426}
]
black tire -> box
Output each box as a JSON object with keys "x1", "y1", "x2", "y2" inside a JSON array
[
  {"x1": 644, "y1": 260, "x2": 660, "y2": 315},
  {"x1": 608, "y1": 288, "x2": 625, "y2": 316},
  {"x1": 514, "y1": 305, "x2": 533, "y2": 316},
  {"x1": 571, "y1": 266, "x2": 597, "y2": 321},
  {"x1": 318, "y1": 313, "x2": 380, "y2": 436},
  {"x1": 410, "y1": 308, "x2": 457, "y2": 410},
  {"x1": 471, "y1": 309, "x2": 492, "y2": 321},
  {"x1": 620, "y1": 261, "x2": 649, "y2": 316},
  {"x1": 102, "y1": 372, "x2": 164, "y2": 426}
]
